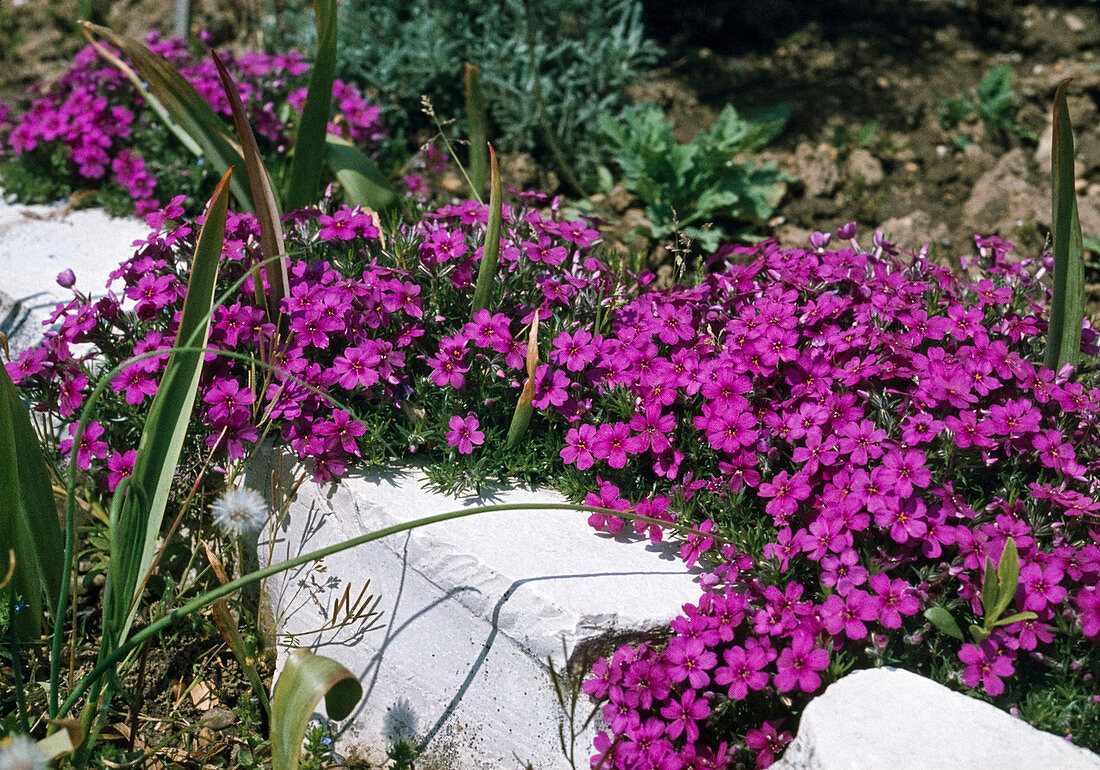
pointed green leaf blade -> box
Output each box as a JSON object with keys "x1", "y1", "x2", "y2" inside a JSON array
[
  {"x1": 1045, "y1": 78, "x2": 1084, "y2": 370},
  {"x1": 471, "y1": 144, "x2": 503, "y2": 316},
  {"x1": 992, "y1": 536, "x2": 1020, "y2": 622},
  {"x1": 211, "y1": 51, "x2": 290, "y2": 318},
  {"x1": 284, "y1": 0, "x2": 337, "y2": 210},
  {"x1": 992, "y1": 611, "x2": 1038, "y2": 628},
  {"x1": 464, "y1": 63, "x2": 489, "y2": 199},
  {"x1": 324, "y1": 134, "x2": 397, "y2": 210},
  {"x1": 79, "y1": 22, "x2": 253, "y2": 211},
  {"x1": 0, "y1": 364, "x2": 64, "y2": 638},
  {"x1": 923, "y1": 606, "x2": 964, "y2": 641},
  {"x1": 272, "y1": 648, "x2": 362, "y2": 770},
  {"x1": 105, "y1": 170, "x2": 232, "y2": 645},
  {"x1": 980, "y1": 554, "x2": 999, "y2": 620}
]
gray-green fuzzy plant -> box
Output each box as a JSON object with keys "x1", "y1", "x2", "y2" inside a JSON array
[{"x1": 267, "y1": 0, "x2": 662, "y2": 183}]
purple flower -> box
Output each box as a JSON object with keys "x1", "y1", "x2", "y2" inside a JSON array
[
  {"x1": 958, "y1": 640, "x2": 1014, "y2": 696},
  {"x1": 774, "y1": 631, "x2": 829, "y2": 693},
  {"x1": 560, "y1": 424, "x2": 597, "y2": 470},
  {"x1": 659, "y1": 688, "x2": 710, "y2": 743},
  {"x1": 445, "y1": 413, "x2": 484, "y2": 455},
  {"x1": 59, "y1": 421, "x2": 109, "y2": 470}
]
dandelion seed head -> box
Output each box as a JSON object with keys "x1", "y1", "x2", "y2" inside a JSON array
[
  {"x1": 211, "y1": 486, "x2": 269, "y2": 536},
  {"x1": 0, "y1": 734, "x2": 47, "y2": 770}
]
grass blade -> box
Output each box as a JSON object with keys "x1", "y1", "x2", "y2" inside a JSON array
[
  {"x1": 464, "y1": 63, "x2": 489, "y2": 199},
  {"x1": 79, "y1": 22, "x2": 252, "y2": 211},
  {"x1": 470, "y1": 144, "x2": 503, "y2": 316},
  {"x1": 212, "y1": 51, "x2": 290, "y2": 319},
  {"x1": 325, "y1": 134, "x2": 397, "y2": 210},
  {"x1": 1045, "y1": 78, "x2": 1084, "y2": 370},
  {"x1": 271, "y1": 648, "x2": 362, "y2": 770},
  {"x1": 0, "y1": 364, "x2": 64, "y2": 639},
  {"x1": 283, "y1": 0, "x2": 337, "y2": 211},
  {"x1": 103, "y1": 170, "x2": 232, "y2": 646}
]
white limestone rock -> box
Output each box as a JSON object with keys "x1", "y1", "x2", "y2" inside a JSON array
[
  {"x1": 253, "y1": 458, "x2": 701, "y2": 769},
  {"x1": 773, "y1": 667, "x2": 1100, "y2": 770}
]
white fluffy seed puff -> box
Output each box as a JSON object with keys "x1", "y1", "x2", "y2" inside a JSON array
[
  {"x1": 0, "y1": 734, "x2": 47, "y2": 770},
  {"x1": 210, "y1": 486, "x2": 269, "y2": 536}
]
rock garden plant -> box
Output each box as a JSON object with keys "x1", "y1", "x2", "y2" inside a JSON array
[{"x1": 1, "y1": 6, "x2": 1099, "y2": 770}]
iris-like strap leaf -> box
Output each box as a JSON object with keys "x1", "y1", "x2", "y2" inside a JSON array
[
  {"x1": 471, "y1": 145, "x2": 503, "y2": 316},
  {"x1": 0, "y1": 364, "x2": 64, "y2": 639},
  {"x1": 325, "y1": 134, "x2": 397, "y2": 210},
  {"x1": 1045, "y1": 78, "x2": 1084, "y2": 370},
  {"x1": 271, "y1": 648, "x2": 362, "y2": 770},
  {"x1": 464, "y1": 63, "x2": 489, "y2": 200},
  {"x1": 283, "y1": 0, "x2": 337, "y2": 210}
]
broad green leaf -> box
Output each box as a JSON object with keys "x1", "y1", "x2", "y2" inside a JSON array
[
  {"x1": 103, "y1": 170, "x2": 232, "y2": 647},
  {"x1": 471, "y1": 145, "x2": 503, "y2": 316},
  {"x1": 211, "y1": 51, "x2": 289, "y2": 319},
  {"x1": 464, "y1": 63, "x2": 489, "y2": 200},
  {"x1": 79, "y1": 22, "x2": 253, "y2": 210},
  {"x1": 284, "y1": 0, "x2": 337, "y2": 210},
  {"x1": 923, "y1": 606, "x2": 964, "y2": 641},
  {"x1": 325, "y1": 134, "x2": 397, "y2": 210},
  {"x1": 969, "y1": 623, "x2": 990, "y2": 642},
  {"x1": 0, "y1": 364, "x2": 63, "y2": 639},
  {"x1": 1045, "y1": 78, "x2": 1084, "y2": 370},
  {"x1": 992, "y1": 536, "x2": 1020, "y2": 622},
  {"x1": 980, "y1": 554, "x2": 998, "y2": 621},
  {"x1": 992, "y1": 610, "x2": 1038, "y2": 628},
  {"x1": 271, "y1": 648, "x2": 362, "y2": 770}
]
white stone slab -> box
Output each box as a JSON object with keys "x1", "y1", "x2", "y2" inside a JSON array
[
  {"x1": 0, "y1": 191, "x2": 148, "y2": 352},
  {"x1": 252, "y1": 456, "x2": 701, "y2": 769},
  {"x1": 773, "y1": 667, "x2": 1100, "y2": 770}
]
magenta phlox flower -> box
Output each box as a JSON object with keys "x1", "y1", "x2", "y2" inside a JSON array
[
  {"x1": 313, "y1": 409, "x2": 367, "y2": 455},
  {"x1": 111, "y1": 362, "x2": 159, "y2": 405},
  {"x1": 5, "y1": 346, "x2": 48, "y2": 384},
  {"x1": 803, "y1": 513, "x2": 852, "y2": 561},
  {"x1": 790, "y1": 426, "x2": 838, "y2": 475},
  {"x1": 1019, "y1": 561, "x2": 1067, "y2": 612},
  {"x1": 665, "y1": 636, "x2": 717, "y2": 689},
  {"x1": 203, "y1": 378, "x2": 253, "y2": 425},
  {"x1": 774, "y1": 631, "x2": 829, "y2": 694},
  {"x1": 1076, "y1": 586, "x2": 1100, "y2": 637},
  {"x1": 745, "y1": 720, "x2": 792, "y2": 769},
  {"x1": 445, "y1": 413, "x2": 485, "y2": 454},
  {"x1": 629, "y1": 405, "x2": 675, "y2": 455},
  {"x1": 988, "y1": 397, "x2": 1041, "y2": 437},
  {"x1": 659, "y1": 688, "x2": 710, "y2": 743},
  {"x1": 582, "y1": 656, "x2": 620, "y2": 699},
  {"x1": 944, "y1": 409, "x2": 997, "y2": 449},
  {"x1": 819, "y1": 591, "x2": 871, "y2": 640},
  {"x1": 836, "y1": 418, "x2": 887, "y2": 465},
  {"x1": 633, "y1": 495, "x2": 674, "y2": 542},
  {"x1": 820, "y1": 548, "x2": 868, "y2": 596},
  {"x1": 532, "y1": 365, "x2": 573, "y2": 410},
  {"x1": 106, "y1": 449, "x2": 137, "y2": 492},
  {"x1": 420, "y1": 228, "x2": 468, "y2": 266},
  {"x1": 757, "y1": 470, "x2": 812, "y2": 525},
  {"x1": 714, "y1": 644, "x2": 769, "y2": 700},
  {"x1": 876, "y1": 448, "x2": 931, "y2": 498},
  {"x1": 762, "y1": 527, "x2": 801, "y2": 572},
  {"x1": 866, "y1": 573, "x2": 921, "y2": 628},
  {"x1": 679, "y1": 519, "x2": 715, "y2": 569},
  {"x1": 591, "y1": 421, "x2": 633, "y2": 469},
  {"x1": 59, "y1": 420, "x2": 109, "y2": 470},
  {"x1": 127, "y1": 272, "x2": 180, "y2": 318},
  {"x1": 585, "y1": 478, "x2": 632, "y2": 534},
  {"x1": 1006, "y1": 613, "x2": 1054, "y2": 651},
  {"x1": 958, "y1": 639, "x2": 1014, "y2": 696},
  {"x1": 875, "y1": 494, "x2": 929, "y2": 544},
  {"x1": 551, "y1": 328, "x2": 599, "y2": 372},
  {"x1": 561, "y1": 423, "x2": 598, "y2": 470}
]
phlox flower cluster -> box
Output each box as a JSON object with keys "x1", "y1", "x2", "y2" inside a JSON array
[
  {"x1": 561, "y1": 230, "x2": 1100, "y2": 768},
  {"x1": 7, "y1": 192, "x2": 617, "y2": 500},
  {"x1": 0, "y1": 31, "x2": 386, "y2": 216}
]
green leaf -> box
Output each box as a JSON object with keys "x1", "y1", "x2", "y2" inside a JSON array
[
  {"x1": 923, "y1": 606, "x2": 964, "y2": 641},
  {"x1": 284, "y1": 0, "x2": 337, "y2": 210},
  {"x1": 211, "y1": 51, "x2": 290, "y2": 319},
  {"x1": 464, "y1": 63, "x2": 489, "y2": 200},
  {"x1": 991, "y1": 536, "x2": 1020, "y2": 623},
  {"x1": 79, "y1": 22, "x2": 252, "y2": 210},
  {"x1": 980, "y1": 554, "x2": 998, "y2": 620},
  {"x1": 969, "y1": 623, "x2": 991, "y2": 642},
  {"x1": 324, "y1": 134, "x2": 397, "y2": 210},
  {"x1": 102, "y1": 170, "x2": 232, "y2": 648},
  {"x1": 470, "y1": 144, "x2": 503, "y2": 316},
  {"x1": 1045, "y1": 78, "x2": 1085, "y2": 370},
  {"x1": 271, "y1": 648, "x2": 362, "y2": 770},
  {"x1": 992, "y1": 611, "x2": 1039, "y2": 628},
  {"x1": 0, "y1": 364, "x2": 64, "y2": 639}
]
